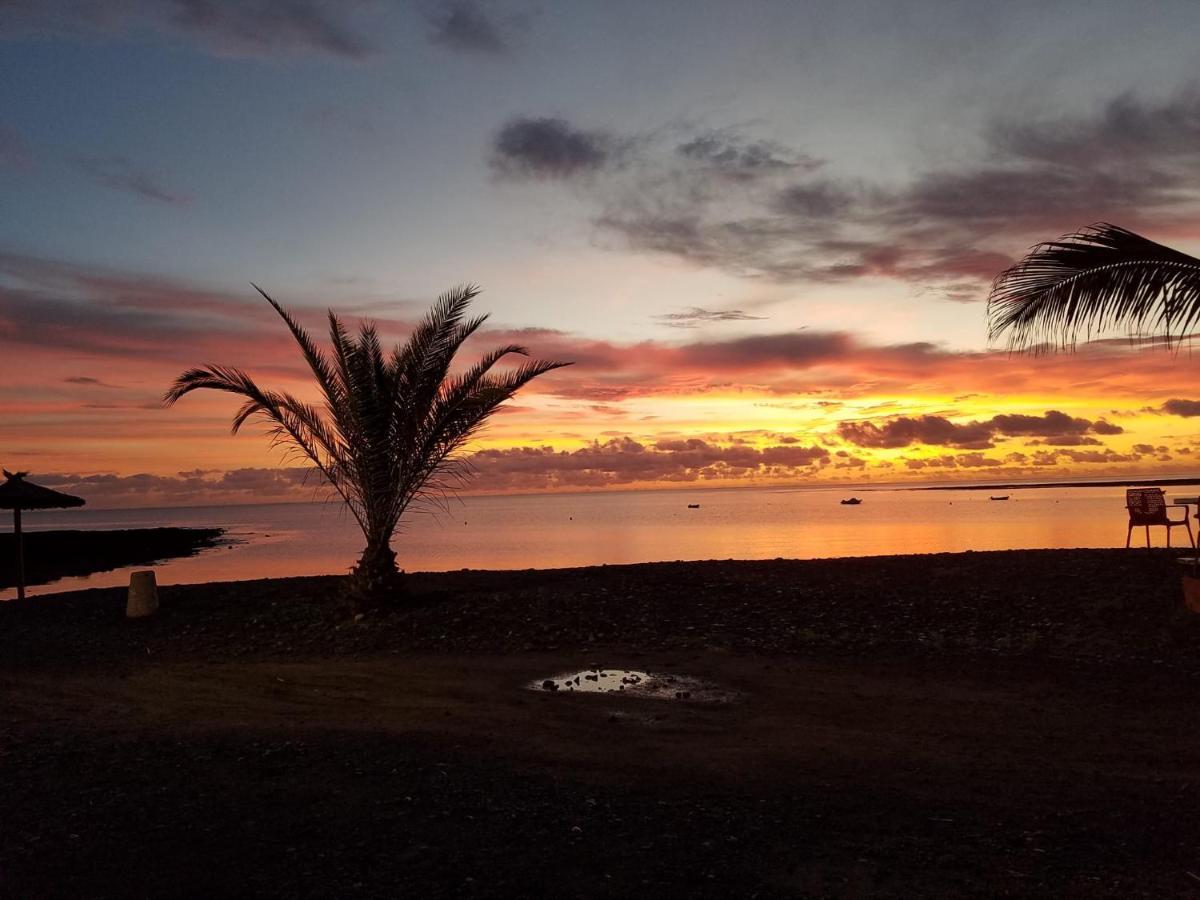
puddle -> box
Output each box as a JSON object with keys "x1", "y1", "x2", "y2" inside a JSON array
[{"x1": 529, "y1": 669, "x2": 739, "y2": 703}]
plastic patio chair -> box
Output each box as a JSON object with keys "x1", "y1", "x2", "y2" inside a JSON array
[{"x1": 1125, "y1": 487, "x2": 1195, "y2": 549}]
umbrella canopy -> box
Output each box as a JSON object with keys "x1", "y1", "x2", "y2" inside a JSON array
[
  {"x1": 0, "y1": 471, "x2": 85, "y2": 511},
  {"x1": 1, "y1": 471, "x2": 85, "y2": 601}
]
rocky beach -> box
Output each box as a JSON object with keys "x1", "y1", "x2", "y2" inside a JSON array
[{"x1": 2, "y1": 548, "x2": 1199, "y2": 897}]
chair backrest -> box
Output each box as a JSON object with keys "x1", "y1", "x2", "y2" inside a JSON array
[{"x1": 1127, "y1": 487, "x2": 1167, "y2": 523}]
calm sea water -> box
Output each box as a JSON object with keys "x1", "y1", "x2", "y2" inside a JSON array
[{"x1": 5, "y1": 484, "x2": 1194, "y2": 599}]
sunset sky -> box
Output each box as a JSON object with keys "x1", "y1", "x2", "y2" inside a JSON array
[{"x1": 4, "y1": 1, "x2": 1200, "y2": 507}]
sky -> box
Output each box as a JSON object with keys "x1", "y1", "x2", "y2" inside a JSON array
[{"x1": 4, "y1": 0, "x2": 1200, "y2": 507}]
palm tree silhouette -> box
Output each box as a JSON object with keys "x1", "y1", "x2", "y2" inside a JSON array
[
  {"x1": 988, "y1": 223, "x2": 1200, "y2": 349},
  {"x1": 165, "y1": 285, "x2": 570, "y2": 608}
]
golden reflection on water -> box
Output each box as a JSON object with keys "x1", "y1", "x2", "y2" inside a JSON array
[{"x1": 5, "y1": 485, "x2": 1179, "y2": 598}]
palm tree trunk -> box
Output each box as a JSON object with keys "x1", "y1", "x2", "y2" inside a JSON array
[{"x1": 347, "y1": 536, "x2": 402, "y2": 612}]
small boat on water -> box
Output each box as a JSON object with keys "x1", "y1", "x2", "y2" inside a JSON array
[
  {"x1": 989, "y1": 495, "x2": 1010, "y2": 501},
  {"x1": 840, "y1": 498, "x2": 862, "y2": 505},
  {"x1": 687, "y1": 503, "x2": 700, "y2": 509}
]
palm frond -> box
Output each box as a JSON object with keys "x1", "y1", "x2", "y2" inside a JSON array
[
  {"x1": 163, "y1": 364, "x2": 269, "y2": 415},
  {"x1": 988, "y1": 222, "x2": 1200, "y2": 350},
  {"x1": 396, "y1": 358, "x2": 573, "y2": 521},
  {"x1": 253, "y1": 284, "x2": 344, "y2": 410},
  {"x1": 436, "y1": 343, "x2": 530, "y2": 412},
  {"x1": 390, "y1": 284, "x2": 479, "y2": 376}
]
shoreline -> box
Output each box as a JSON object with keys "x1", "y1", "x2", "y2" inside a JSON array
[
  {"x1": 13, "y1": 542, "x2": 1184, "y2": 603},
  {"x1": 0, "y1": 527, "x2": 225, "y2": 590},
  {"x1": 7, "y1": 547, "x2": 1198, "y2": 669}
]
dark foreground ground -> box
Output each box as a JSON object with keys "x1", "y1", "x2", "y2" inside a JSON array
[
  {"x1": 3, "y1": 548, "x2": 1200, "y2": 898},
  {"x1": 0, "y1": 528, "x2": 224, "y2": 589}
]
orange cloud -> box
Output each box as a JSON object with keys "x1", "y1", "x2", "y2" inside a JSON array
[{"x1": 5, "y1": 252, "x2": 1200, "y2": 501}]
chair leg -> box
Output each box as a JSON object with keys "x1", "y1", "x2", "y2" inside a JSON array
[
  {"x1": 1187, "y1": 519, "x2": 1196, "y2": 549},
  {"x1": 1126, "y1": 523, "x2": 1133, "y2": 548},
  {"x1": 1146, "y1": 525, "x2": 1152, "y2": 548},
  {"x1": 1168, "y1": 525, "x2": 1172, "y2": 548}
]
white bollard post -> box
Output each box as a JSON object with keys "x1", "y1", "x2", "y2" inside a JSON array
[{"x1": 126, "y1": 570, "x2": 159, "y2": 618}]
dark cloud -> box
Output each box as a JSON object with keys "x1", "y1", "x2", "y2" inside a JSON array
[
  {"x1": 64, "y1": 375, "x2": 119, "y2": 387},
  {"x1": 38, "y1": 467, "x2": 321, "y2": 507},
  {"x1": 838, "y1": 409, "x2": 1118, "y2": 450},
  {"x1": 1025, "y1": 435, "x2": 1102, "y2": 446},
  {"x1": 988, "y1": 410, "x2": 1094, "y2": 437},
  {"x1": 773, "y1": 182, "x2": 856, "y2": 218},
  {"x1": 882, "y1": 90, "x2": 1200, "y2": 239},
  {"x1": 38, "y1": 438, "x2": 835, "y2": 504},
  {"x1": 897, "y1": 168, "x2": 1174, "y2": 228},
  {"x1": 989, "y1": 88, "x2": 1200, "y2": 170},
  {"x1": 676, "y1": 132, "x2": 821, "y2": 179},
  {"x1": 1162, "y1": 398, "x2": 1200, "y2": 417},
  {"x1": 468, "y1": 437, "x2": 831, "y2": 490},
  {"x1": 0, "y1": 288, "x2": 204, "y2": 357},
  {"x1": 73, "y1": 156, "x2": 190, "y2": 206},
  {"x1": 595, "y1": 213, "x2": 825, "y2": 283},
  {"x1": 0, "y1": 252, "x2": 295, "y2": 365},
  {"x1": 833, "y1": 451, "x2": 867, "y2": 469},
  {"x1": 1058, "y1": 448, "x2": 1138, "y2": 464},
  {"x1": 653, "y1": 306, "x2": 768, "y2": 328},
  {"x1": 675, "y1": 331, "x2": 869, "y2": 372},
  {"x1": 955, "y1": 453, "x2": 1004, "y2": 468},
  {"x1": 838, "y1": 415, "x2": 996, "y2": 450},
  {"x1": 806, "y1": 240, "x2": 1013, "y2": 286},
  {"x1": 903, "y1": 452, "x2": 1004, "y2": 469},
  {"x1": 0, "y1": 0, "x2": 376, "y2": 60},
  {"x1": 497, "y1": 89, "x2": 1200, "y2": 294},
  {"x1": 424, "y1": 1, "x2": 515, "y2": 55},
  {"x1": 483, "y1": 318, "x2": 1196, "y2": 406},
  {"x1": 490, "y1": 117, "x2": 618, "y2": 179},
  {"x1": 1091, "y1": 419, "x2": 1124, "y2": 435}
]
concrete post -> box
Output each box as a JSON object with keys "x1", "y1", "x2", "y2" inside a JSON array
[{"x1": 126, "y1": 570, "x2": 159, "y2": 618}]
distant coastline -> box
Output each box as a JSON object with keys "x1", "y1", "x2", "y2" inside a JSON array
[
  {"x1": 0, "y1": 527, "x2": 225, "y2": 591},
  {"x1": 915, "y1": 476, "x2": 1200, "y2": 492}
]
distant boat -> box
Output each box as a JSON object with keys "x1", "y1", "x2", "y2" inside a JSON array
[
  {"x1": 840, "y1": 498, "x2": 862, "y2": 505},
  {"x1": 687, "y1": 503, "x2": 701, "y2": 509},
  {"x1": 989, "y1": 495, "x2": 1010, "y2": 501}
]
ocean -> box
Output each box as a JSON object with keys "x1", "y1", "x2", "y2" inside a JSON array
[{"x1": 5, "y1": 483, "x2": 1194, "y2": 599}]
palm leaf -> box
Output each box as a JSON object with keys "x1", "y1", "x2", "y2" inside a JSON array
[
  {"x1": 253, "y1": 284, "x2": 345, "y2": 410},
  {"x1": 988, "y1": 223, "x2": 1200, "y2": 350},
  {"x1": 388, "y1": 356, "x2": 572, "y2": 524}
]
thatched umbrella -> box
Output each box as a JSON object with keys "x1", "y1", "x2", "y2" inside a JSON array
[{"x1": 0, "y1": 470, "x2": 85, "y2": 601}]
